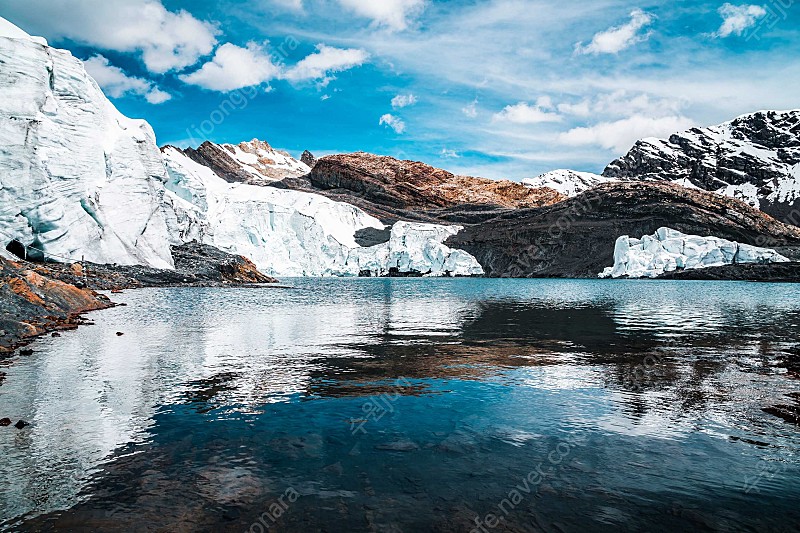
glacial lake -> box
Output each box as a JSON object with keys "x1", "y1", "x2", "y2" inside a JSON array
[{"x1": 1, "y1": 278, "x2": 799, "y2": 532}]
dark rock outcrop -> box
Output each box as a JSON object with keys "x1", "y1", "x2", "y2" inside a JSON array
[
  {"x1": 272, "y1": 152, "x2": 565, "y2": 224},
  {"x1": 446, "y1": 182, "x2": 800, "y2": 278},
  {"x1": 657, "y1": 262, "x2": 800, "y2": 282},
  {"x1": 603, "y1": 110, "x2": 800, "y2": 225},
  {"x1": 36, "y1": 242, "x2": 278, "y2": 291},
  {"x1": 301, "y1": 150, "x2": 317, "y2": 168}
]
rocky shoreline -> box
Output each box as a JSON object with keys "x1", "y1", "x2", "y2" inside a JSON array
[{"x1": 0, "y1": 242, "x2": 279, "y2": 354}]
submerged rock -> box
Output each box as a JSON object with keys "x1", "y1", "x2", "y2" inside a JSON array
[
  {"x1": 14, "y1": 420, "x2": 29, "y2": 429},
  {"x1": 375, "y1": 440, "x2": 420, "y2": 452}
]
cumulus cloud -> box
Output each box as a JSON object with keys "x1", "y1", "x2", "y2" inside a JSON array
[
  {"x1": 180, "y1": 43, "x2": 281, "y2": 92},
  {"x1": 337, "y1": 0, "x2": 426, "y2": 31},
  {"x1": 493, "y1": 99, "x2": 561, "y2": 124},
  {"x1": 559, "y1": 115, "x2": 694, "y2": 153},
  {"x1": 284, "y1": 45, "x2": 369, "y2": 85},
  {"x1": 380, "y1": 113, "x2": 406, "y2": 133},
  {"x1": 3, "y1": 0, "x2": 219, "y2": 73},
  {"x1": 714, "y1": 3, "x2": 767, "y2": 38},
  {"x1": 575, "y1": 9, "x2": 654, "y2": 55},
  {"x1": 391, "y1": 93, "x2": 418, "y2": 109},
  {"x1": 83, "y1": 55, "x2": 171, "y2": 104}
]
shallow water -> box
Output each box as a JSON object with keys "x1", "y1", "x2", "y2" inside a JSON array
[{"x1": 0, "y1": 278, "x2": 799, "y2": 532}]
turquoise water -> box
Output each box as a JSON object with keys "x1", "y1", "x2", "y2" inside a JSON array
[{"x1": 0, "y1": 279, "x2": 799, "y2": 531}]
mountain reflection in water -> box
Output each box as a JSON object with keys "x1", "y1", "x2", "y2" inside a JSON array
[{"x1": 0, "y1": 279, "x2": 798, "y2": 532}]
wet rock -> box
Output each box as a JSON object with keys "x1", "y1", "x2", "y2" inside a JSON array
[
  {"x1": 51, "y1": 332, "x2": 61, "y2": 337},
  {"x1": 14, "y1": 420, "x2": 29, "y2": 429},
  {"x1": 116, "y1": 332, "x2": 124, "y2": 336},
  {"x1": 19, "y1": 349, "x2": 33, "y2": 356},
  {"x1": 0, "y1": 418, "x2": 11, "y2": 426}
]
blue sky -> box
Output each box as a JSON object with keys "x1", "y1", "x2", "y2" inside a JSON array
[{"x1": 3, "y1": 0, "x2": 799, "y2": 179}]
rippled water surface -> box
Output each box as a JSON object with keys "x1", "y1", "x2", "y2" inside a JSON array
[{"x1": 1, "y1": 279, "x2": 799, "y2": 532}]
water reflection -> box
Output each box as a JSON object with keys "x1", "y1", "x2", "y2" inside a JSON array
[{"x1": 0, "y1": 279, "x2": 798, "y2": 531}]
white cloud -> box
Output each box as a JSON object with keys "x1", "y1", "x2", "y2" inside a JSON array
[
  {"x1": 493, "y1": 100, "x2": 561, "y2": 124},
  {"x1": 714, "y1": 3, "x2": 767, "y2": 38},
  {"x1": 440, "y1": 148, "x2": 460, "y2": 158},
  {"x1": 83, "y1": 55, "x2": 171, "y2": 104},
  {"x1": 380, "y1": 113, "x2": 406, "y2": 133},
  {"x1": 575, "y1": 9, "x2": 654, "y2": 55},
  {"x1": 462, "y1": 99, "x2": 478, "y2": 118},
  {"x1": 284, "y1": 44, "x2": 369, "y2": 84},
  {"x1": 145, "y1": 87, "x2": 173, "y2": 104},
  {"x1": 3, "y1": 0, "x2": 219, "y2": 73},
  {"x1": 337, "y1": 0, "x2": 426, "y2": 31},
  {"x1": 391, "y1": 93, "x2": 418, "y2": 109},
  {"x1": 180, "y1": 42, "x2": 281, "y2": 92},
  {"x1": 559, "y1": 115, "x2": 695, "y2": 153}
]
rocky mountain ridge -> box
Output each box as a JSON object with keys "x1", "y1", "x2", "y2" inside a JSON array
[
  {"x1": 273, "y1": 151, "x2": 566, "y2": 224},
  {"x1": 180, "y1": 139, "x2": 311, "y2": 185}
]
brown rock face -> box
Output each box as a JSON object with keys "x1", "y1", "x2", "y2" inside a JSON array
[
  {"x1": 447, "y1": 182, "x2": 800, "y2": 278},
  {"x1": 0, "y1": 257, "x2": 112, "y2": 352},
  {"x1": 275, "y1": 152, "x2": 565, "y2": 224}
]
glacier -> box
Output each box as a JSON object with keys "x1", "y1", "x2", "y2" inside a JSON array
[
  {"x1": 599, "y1": 227, "x2": 789, "y2": 279},
  {"x1": 0, "y1": 23, "x2": 174, "y2": 268},
  {"x1": 162, "y1": 148, "x2": 484, "y2": 277}
]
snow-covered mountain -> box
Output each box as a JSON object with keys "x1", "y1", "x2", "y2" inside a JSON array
[
  {"x1": 0, "y1": 20, "x2": 174, "y2": 268},
  {"x1": 526, "y1": 111, "x2": 800, "y2": 228},
  {"x1": 522, "y1": 169, "x2": 616, "y2": 197},
  {"x1": 180, "y1": 140, "x2": 311, "y2": 186},
  {"x1": 604, "y1": 110, "x2": 800, "y2": 221}
]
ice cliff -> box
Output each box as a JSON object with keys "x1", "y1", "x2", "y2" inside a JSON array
[
  {"x1": 600, "y1": 227, "x2": 789, "y2": 279},
  {"x1": 0, "y1": 21, "x2": 174, "y2": 268}
]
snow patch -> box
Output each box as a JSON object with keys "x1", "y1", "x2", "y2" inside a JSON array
[{"x1": 522, "y1": 169, "x2": 616, "y2": 197}]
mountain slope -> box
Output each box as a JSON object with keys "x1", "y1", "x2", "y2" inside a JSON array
[{"x1": 0, "y1": 26, "x2": 174, "y2": 268}]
